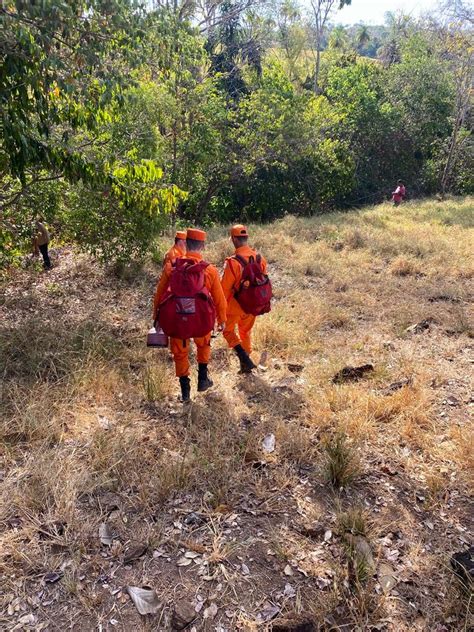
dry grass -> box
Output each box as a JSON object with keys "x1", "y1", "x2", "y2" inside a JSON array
[{"x1": 1, "y1": 197, "x2": 473, "y2": 630}]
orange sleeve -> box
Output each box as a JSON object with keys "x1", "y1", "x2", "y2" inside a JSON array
[
  {"x1": 221, "y1": 258, "x2": 241, "y2": 303},
  {"x1": 260, "y1": 255, "x2": 267, "y2": 274},
  {"x1": 153, "y1": 262, "x2": 172, "y2": 320},
  {"x1": 208, "y1": 265, "x2": 227, "y2": 324}
]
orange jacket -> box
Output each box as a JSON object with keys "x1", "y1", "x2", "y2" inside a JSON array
[
  {"x1": 153, "y1": 251, "x2": 227, "y2": 323},
  {"x1": 163, "y1": 243, "x2": 185, "y2": 267},
  {"x1": 221, "y1": 245, "x2": 268, "y2": 307}
]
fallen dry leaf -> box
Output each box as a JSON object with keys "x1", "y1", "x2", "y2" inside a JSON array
[
  {"x1": 177, "y1": 556, "x2": 193, "y2": 567},
  {"x1": 378, "y1": 563, "x2": 398, "y2": 594},
  {"x1": 262, "y1": 433, "x2": 276, "y2": 453},
  {"x1": 99, "y1": 522, "x2": 113, "y2": 547},
  {"x1": 257, "y1": 602, "x2": 280, "y2": 623},
  {"x1": 43, "y1": 571, "x2": 63, "y2": 584},
  {"x1": 203, "y1": 602, "x2": 218, "y2": 620},
  {"x1": 127, "y1": 586, "x2": 161, "y2": 615}
]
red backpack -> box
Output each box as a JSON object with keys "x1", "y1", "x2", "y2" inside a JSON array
[
  {"x1": 233, "y1": 254, "x2": 273, "y2": 316},
  {"x1": 158, "y1": 259, "x2": 216, "y2": 338}
]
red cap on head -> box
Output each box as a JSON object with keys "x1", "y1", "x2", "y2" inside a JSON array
[
  {"x1": 186, "y1": 228, "x2": 206, "y2": 242},
  {"x1": 175, "y1": 230, "x2": 187, "y2": 240},
  {"x1": 230, "y1": 224, "x2": 249, "y2": 238}
]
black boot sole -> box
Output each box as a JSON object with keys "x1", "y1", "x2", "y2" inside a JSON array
[
  {"x1": 197, "y1": 379, "x2": 214, "y2": 392},
  {"x1": 238, "y1": 365, "x2": 255, "y2": 374}
]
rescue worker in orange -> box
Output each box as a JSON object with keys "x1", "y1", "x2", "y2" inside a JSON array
[
  {"x1": 153, "y1": 229, "x2": 226, "y2": 402},
  {"x1": 163, "y1": 230, "x2": 186, "y2": 266},
  {"x1": 221, "y1": 224, "x2": 267, "y2": 373}
]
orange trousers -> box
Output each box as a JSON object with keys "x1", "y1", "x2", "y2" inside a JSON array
[
  {"x1": 223, "y1": 309, "x2": 256, "y2": 355},
  {"x1": 170, "y1": 334, "x2": 212, "y2": 377}
]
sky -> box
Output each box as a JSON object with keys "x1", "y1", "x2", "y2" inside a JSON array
[{"x1": 335, "y1": 0, "x2": 441, "y2": 25}]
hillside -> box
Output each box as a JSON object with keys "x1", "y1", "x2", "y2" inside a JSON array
[{"x1": 1, "y1": 198, "x2": 473, "y2": 631}]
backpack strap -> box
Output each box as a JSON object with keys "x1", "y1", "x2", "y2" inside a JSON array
[
  {"x1": 233, "y1": 254, "x2": 247, "y2": 267},
  {"x1": 233, "y1": 253, "x2": 260, "y2": 266}
]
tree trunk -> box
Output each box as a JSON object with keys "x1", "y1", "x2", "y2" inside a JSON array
[
  {"x1": 440, "y1": 75, "x2": 470, "y2": 194},
  {"x1": 195, "y1": 181, "x2": 218, "y2": 222},
  {"x1": 313, "y1": 35, "x2": 321, "y2": 93}
]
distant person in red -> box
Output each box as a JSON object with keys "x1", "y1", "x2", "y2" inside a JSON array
[{"x1": 392, "y1": 180, "x2": 406, "y2": 206}]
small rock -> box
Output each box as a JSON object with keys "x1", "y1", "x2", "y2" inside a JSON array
[
  {"x1": 451, "y1": 547, "x2": 474, "y2": 588},
  {"x1": 287, "y1": 363, "x2": 304, "y2": 373},
  {"x1": 284, "y1": 564, "x2": 294, "y2": 576},
  {"x1": 382, "y1": 378, "x2": 412, "y2": 395},
  {"x1": 445, "y1": 395, "x2": 460, "y2": 407},
  {"x1": 172, "y1": 601, "x2": 197, "y2": 630},
  {"x1": 333, "y1": 364, "x2": 374, "y2": 383},
  {"x1": 124, "y1": 543, "x2": 147, "y2": 564},
  {"x1": 405, "y1": 318, "x2": 435, "y2": 335}
]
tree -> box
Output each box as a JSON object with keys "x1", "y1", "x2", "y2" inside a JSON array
[
  {"x1": 377, "y1": 11, "x2": 413, "y2": 67},
  {"x1": 328, "y1": 25, "x2": 351, "y2": 51},
  {"x1": 355, "y1": 25, "x2": 370, "y2": 53},
  {"x1": 434, "y1": 25, "x2": 473, "y2": 194},
  {"x1": 0, "y1": 2, "x2": 185, "y2": 265},
  {"x1": 205, "y1": 0, "x2": 265, "y2": 101},
  {"x1": 308, "y1": 0, "x2": 352, "y2": 92},
  {"x1": 273, "y1": 0, "x2": 310, "y2": 84},
  {"x1": 227, "y1": 62, "x2": 354, "y2": 219},
  {"x1": 439, "y1": 0, "x2": 474, "y2": 25}
]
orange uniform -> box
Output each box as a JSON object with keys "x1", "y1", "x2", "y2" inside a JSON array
[
  {"x1": 221, "y1": 245, "x2": 267, "y2": 355},
  {"x1": 153, "y1": 251, "x2": 226, "y2": 377},
  {"x1": 163, "y1": 243, "x2": 185, "y2": 267}
]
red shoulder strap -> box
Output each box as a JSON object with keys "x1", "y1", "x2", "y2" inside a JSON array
[{"x1": 233, "y1": 254, "x2": 247, "y2": 267}]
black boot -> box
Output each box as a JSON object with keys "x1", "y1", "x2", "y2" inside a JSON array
[
  {"x1": 179, "y1": 376, "x2": 191, "y2": 402},
  {"x1": 234, "y1": 344, "x2": 256, "y2": 374},
  {"x1": 197, "y1": 363, "x2": 213, "y2": 392}
]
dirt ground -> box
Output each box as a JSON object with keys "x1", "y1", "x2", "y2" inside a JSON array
[{"x1": 0, "y1": 197, "x2": 473, "y2": 631}]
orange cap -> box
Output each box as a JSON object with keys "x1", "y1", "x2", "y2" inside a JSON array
[
  {"x1": 230, "y1": 224, "x2": 249, "y2": 238},
  {"x1": 175, "y1": 230, "x2": 187, "y2": 240},
  {"x1": 186, "y1": 228, "x2": 206, "y2": 242}
]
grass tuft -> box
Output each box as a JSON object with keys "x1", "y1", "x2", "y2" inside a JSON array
[{"x1": 323, "y1": 432, "x2": 361, "y2": 489}]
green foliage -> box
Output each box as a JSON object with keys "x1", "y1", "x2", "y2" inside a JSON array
[
  {"x1": 224, "y1": 63, "x2": 354, "y2": 219},
  {"x1": 0, "y1": 0, "x2": 146, "y2": 181},
  {"x1": 65, "y1": 162, "x2": 186, "y2": 263},
  {"x1": 0, "y1": 2, "x2": 471, "y2": 268},
  {"x1": 0, "y1": 2, "x2": 186, "y2": 266}
]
